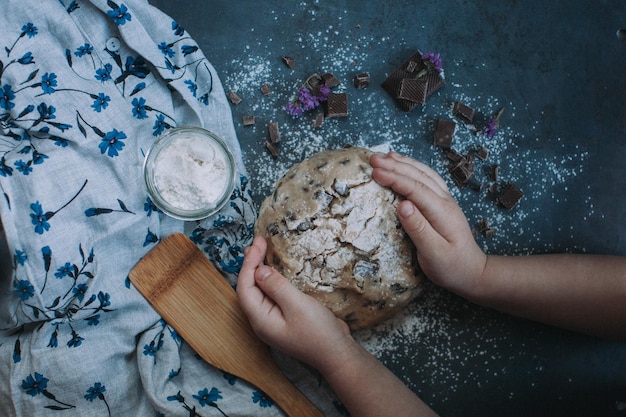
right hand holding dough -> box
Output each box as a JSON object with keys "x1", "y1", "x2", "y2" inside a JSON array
[{"x1": 370, "y1": 152, "x2": 487, "y2": 297}]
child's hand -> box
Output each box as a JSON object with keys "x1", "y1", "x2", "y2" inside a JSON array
[
  {"x1": 237, "y1": 236, "x2": 357, "y2": 376},
  {"x1": 370, "y1": 152, "x2": 487, "y2": 296}
]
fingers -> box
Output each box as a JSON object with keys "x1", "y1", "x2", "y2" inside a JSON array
[
  {"x1": 396, "y1": 199, "x2": 447, "y2": 251},
  {"x1": 371, "y1": 152, "x2": 449, "y2": 197},
  {"x1": 371, "y1": 156, "x2": 450, "y2": 223},
  {"x1": 237, "y1": 236, "x2": 269, "y2": 317}
]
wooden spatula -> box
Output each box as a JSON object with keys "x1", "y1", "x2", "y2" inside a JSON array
[{"x1": 129, "y1": 233, "x2": 324, "y2": 417}]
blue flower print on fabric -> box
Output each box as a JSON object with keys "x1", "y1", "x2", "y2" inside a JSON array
[
  {"x1": 95, "y1": 64, "x2": 113, "y2": 82},
  {"x1": 107, "y1": 1, "x2": 132, "y2": 26},
  {"x1": 21, "y1": 372, "x2": 76, "y2": 411},
  {"x1": 29, "y1": 179, "x2": 87, "y2": 234},
  {"x1": 84, "y1": 382, "x2": 111, "y2": 416},
  {"x1": 252, "y1": 390, "x2": 274, "y2": 408},
  {"x1": 98, "y1": 129, "x2": 126, "y2": 157},
  {"x1": 5, "y1": 22, "x2": 38, "y2": 56}
]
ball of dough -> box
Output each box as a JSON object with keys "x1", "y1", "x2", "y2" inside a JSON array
[{"x1": 255, "y1": 147, "x2": 423, "y2": 330}]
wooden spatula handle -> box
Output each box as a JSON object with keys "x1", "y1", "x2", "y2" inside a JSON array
[{"x1": 129, "y1": 233, "x2": 325, "y2": 417}]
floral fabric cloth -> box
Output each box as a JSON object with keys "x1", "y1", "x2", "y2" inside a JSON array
[{"x1": 0, "y1": 1, "x2": 341, "y2": 416}]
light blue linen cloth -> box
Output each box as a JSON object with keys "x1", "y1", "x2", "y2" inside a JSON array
[{"x1": 0, "y1": 1, "x2": 342, "y2": 415}]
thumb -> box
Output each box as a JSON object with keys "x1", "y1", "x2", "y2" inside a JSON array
[
  {"x1": 397, "y1": 200, "x2": 440, "y2": 248},
  {"x1": 254, "y1": 266, "x2": 300, "y2": 308}
]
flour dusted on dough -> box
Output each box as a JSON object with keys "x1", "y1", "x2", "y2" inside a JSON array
[{"x1": 255, "y1": 147, "x2": 424, "y2": 330}]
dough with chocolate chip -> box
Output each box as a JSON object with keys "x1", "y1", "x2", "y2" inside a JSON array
[{"x1": 255, "y1": 147, "x2": 423, "y2": 330}]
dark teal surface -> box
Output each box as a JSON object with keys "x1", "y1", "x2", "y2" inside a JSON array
[{"x1": 149, "y1": 1, "x2": 626, "y2": 416}]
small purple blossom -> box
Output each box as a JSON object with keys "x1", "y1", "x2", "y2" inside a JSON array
[
  {"x1": 298, "y1": 86, "x2": 319, "y2": 110},
  {"x1": 318, "y1": 84, "x2": 331, "y2": 101},
  {"x1": 483, "y1": 118, "x2": 498, "y2": 138},
  {"x1": 285, "y1": 74, "x2": 335, "y2": 117},
  {"x1": 483, "y1": 107, "x2": 505, "y2": 138},
  {"x1": 285, "y1": 101, "x2": 304, "y2": 117},
  {"x1": 421, "y1": 51, "x2": 443, "y2": 74}
]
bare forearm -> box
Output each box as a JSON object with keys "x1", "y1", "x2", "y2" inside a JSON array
[
  {"x1": 468, "y1": 254, "x2": 626, "y2": 340},
  {"x1": 322, "y1": 341, "x2": 438, "y2": 417}
]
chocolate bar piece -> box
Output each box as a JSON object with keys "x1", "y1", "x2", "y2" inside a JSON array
[
  {"x1": 476, "y1": 146, "x2": 489, "y2": 160},
  {"x1": 265, "y1": 140, "x2": 279, "y2": 158},
  {"x1": 312, "y1": 113, "x2": 324, "y2": 128},
  {"x1": 227, "y1": 91, "x2": 242, "y2": 105},
  {"x1": 326, "y1": 93, "x2": 348, "y2": 117},
  {"x1": 321, "y1": 72, "x2": 340, "y2": 88},
  {"x1": 243, "y1": 115, "x2": 255, "y2": 126},
  {"x1": 282, "y1": 56, "x2": 295, "y2": 69},
  {"x1": 453, "y1": 101, "x2": 475, "y2": 123},
  {"x1": 433, "y1": 118, "x2": 456, "y2": 148},
  {"x1": 397, "y1": 78, "x2": 428, "y2": 104},
  {"x1": 497, "y1": 183, "x2": 523, "y2": 209},
  {"x1": 268, "y1": 121, "x2": 280, "y2": 143},
  {"x1": 423, "y1": 71, "x2": 444, "y2": 98},
  {"x1": 260, "y1": 83, "x2": 271, "y2": 95},
  {"x1": 448, "y1": 154, "x2": 475, "y2": 187},
  {"x1": 382, "y1": 50, "x2": 445, "y2": 112},
  {"x1": 353, "y1": 72, "x2": 370, "y2": 89},
  {"x1": 487, "y1": 164, "x2": 499, "y2": 181}
]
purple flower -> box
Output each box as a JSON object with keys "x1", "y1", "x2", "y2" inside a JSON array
[
  {"x1": 483, "y1": 118, "x2": 498, "y2": 138},
  {"x1": 285, "y1": 73, "x2": 336, "y2": 117},
  {"x1": 298, "y1": 86, "x2": 319, "y2": 110},
  {"x1": 318, "y1": 84, "x2": 331, "y2": 101},
  {"x1": 421, "y1": 51, "x2": 443, "y2": 74},
  {"x1": 483, "y1": 108, "x2": 505, "y2": 138},
  {"x1": 285, "y1": 101, "x2": 304, "y2": 117}
]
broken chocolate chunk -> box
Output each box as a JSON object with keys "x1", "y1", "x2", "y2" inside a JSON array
[
  {"x1": 453, "y1": 101, "x2": 475, "y2": 124},
  {"x1": 448, "y1": 154, "x2": 475, "y2": 187},
  {"x1": 264, "y1": 140, "x2": 279, "y2": 158},
  {"x1": 434, "y1": 118, "x2": 456, "y2": 148},
  {"x1": 476, "y1": 146, "x2": 489, "y2": 160},
  {"x1": 488, "y1": 164, "x2": 499, "y2": 181},
  {"x1": 321, "y1": 72, "x2": 340, "y2": 88},
  {"x1": 242, "y1": 115, "x2": 255, "y2": 126},
  {"x1": 497, "y1": 183, "x2": 523, "y2": 210},
  {"x1": 397, "y1": 78, "x2": 428, "y2": 104},
  {"x1": 282, "y1": 56, "x2": 295, "y2": 69},
  {"x1": 326, "y1": 93, "x2": 348, "y2": 117},
  {"x1": 353, "y1": 72, "x2": 370, "y2": 89},
  {"x1": 227, "y1": 91, "x2": 242, "y2": 105},
  {"x1": 268, "y1": 121, "x2": 280, "y2": 143},
  {"x1": 312, "y1": 113, "x2": 324, "y2": 128},
  {"x1": 445, "y1": 149, "x2": 464, "y2": 164},
  {"x1": 260, "y1": 83, "x2": 271, "y2": 95}
]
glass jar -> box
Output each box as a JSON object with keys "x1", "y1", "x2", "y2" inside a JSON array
[{"x1": 143, "y1": 127, "x2": 236, "y2": 221}]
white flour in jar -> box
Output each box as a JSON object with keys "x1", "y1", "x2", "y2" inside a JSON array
[{"x1": 153, "y1": 133, "x2": 230, "y2": 211}]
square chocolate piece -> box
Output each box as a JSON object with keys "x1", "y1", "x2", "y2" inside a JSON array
[
  {"x1": 260, "y1": 83, "x2": 271, "y2": 95},
  {"x1": 354, "y1": 72, "x2": 370, "y2": 89},
  {"x1": 497, "y1": 183, "x2": 523, "y2": 210},
  {"x1": 453, "y1": 101, "x2": 475, "y2": 124},
  {"x1": 227, "y1": 91, "x2": 242, "y2": 105},
  {"x1": 434, "y1": 118, "x2": 456, "y2": 148},
  {"x1": 326, "y1": 93, "x2": 348, "y2": 117},
  {"x1": 397, "y1": 78, "x2": 428, "y2": 104},
  {"x1": 243, "y1": 115, "x2": 255, "y2": 126}
]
